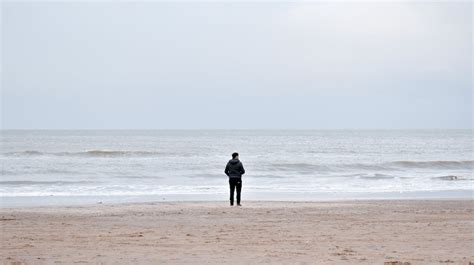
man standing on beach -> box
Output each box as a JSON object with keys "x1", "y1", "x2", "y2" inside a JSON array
[{"x1": 224, "y1": 152, "x2": 245, "y2": 206}]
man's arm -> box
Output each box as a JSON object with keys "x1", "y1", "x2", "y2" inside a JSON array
[
  {"x1": 224, "y1": 163, "x2": 230, "y2": 176},
  {"x1": 240, "y1": 163, "x2": 245, "y2": 175}
]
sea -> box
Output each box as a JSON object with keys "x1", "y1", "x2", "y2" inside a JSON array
[{"x1": 1, "y1": 130, "x2": 472, "y2": 207}]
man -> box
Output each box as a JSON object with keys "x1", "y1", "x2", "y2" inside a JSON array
[{"x1": 224, "y1": 152, "x2": 245, "y2": 206}]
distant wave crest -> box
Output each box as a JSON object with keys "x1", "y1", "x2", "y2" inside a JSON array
[
  {"x1": 81, "y1": 150, "x2": 162, "y2": 157},
  {"x1": 4, "y1": 150, "x2": 163, "y2": 157},
  {"x1": 4, "y1": 150, "x2": 44, "y2": 156}
]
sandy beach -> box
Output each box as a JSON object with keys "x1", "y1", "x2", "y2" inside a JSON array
[{"x1": 1, "y1": 200, "x2": 473, "y2": 264}]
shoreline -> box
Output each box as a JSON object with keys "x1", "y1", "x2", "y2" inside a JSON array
[
  {"x1": 1, "y1": 189, "x2": 472, "y2": 208},
  {"x1": 1, "y1": 200, "x2": 473, "y2": 264}
]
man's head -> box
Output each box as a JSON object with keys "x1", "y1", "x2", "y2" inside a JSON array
[{"x1": 232, "y1": 152, "x2": 239, "y2": 160}]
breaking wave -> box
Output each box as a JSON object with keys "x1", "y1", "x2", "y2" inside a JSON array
[
  {"x1": 432, "y1": 175, "x2": 470, "y2": 181},
  {"x1": 389, "y1": 160, "x2": 474, "y2": 169},
  {"x1": 270, "y1": 160, "x2": 474, "y2": 172},
  {"x1": 0, "y1": 180, "x2": 96, "y2": 186}
]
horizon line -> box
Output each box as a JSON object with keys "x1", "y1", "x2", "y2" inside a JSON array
[{"x1": 1, "y1": 128, "x2": 472, "y2": 131}]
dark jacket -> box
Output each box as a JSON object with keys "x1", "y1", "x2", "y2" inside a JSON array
[{"x1": 225, "y1": 159, "x2": 245, "y2": 178}]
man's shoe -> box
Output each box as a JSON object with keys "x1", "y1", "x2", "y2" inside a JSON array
[{"x1": 237, "y1": 204, "x2": 242, "y2": 207}]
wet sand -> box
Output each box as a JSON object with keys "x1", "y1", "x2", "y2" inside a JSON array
[{"x1": 1, "y1": 200, "x2": 473, "y2": 264}]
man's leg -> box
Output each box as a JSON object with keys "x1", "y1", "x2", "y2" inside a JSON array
[
  {"x1": 236, "y1": 179, "x2": 242, "y2": 205},
  {"x1": 229, "y1": 179, "x2": 235, "y2": 206}
]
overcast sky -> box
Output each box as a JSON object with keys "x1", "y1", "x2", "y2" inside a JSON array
[{"x1": 1, "y1": 1, "x2": 472, "y2": 129}]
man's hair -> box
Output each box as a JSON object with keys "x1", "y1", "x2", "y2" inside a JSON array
[{"x1": 232, "y1": 152, "x2": 239, "y2": 159}]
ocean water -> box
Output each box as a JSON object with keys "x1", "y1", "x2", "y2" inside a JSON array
[{"x1": 1, "y1": 130, "x2": 472, "y2": 206}]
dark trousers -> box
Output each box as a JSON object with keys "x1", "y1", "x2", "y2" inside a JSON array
[{"x1": 229, "y1": 178, "x2": 242, "y2": 205}]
